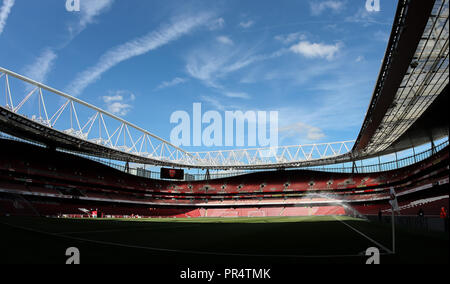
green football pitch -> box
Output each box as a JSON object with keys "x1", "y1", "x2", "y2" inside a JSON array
[{"x1": 0, "y1": 216, "x2": 448, "y2": 264}]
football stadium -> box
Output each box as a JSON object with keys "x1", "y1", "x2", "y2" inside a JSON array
[{"x1": 0, "y1": 0, "x2": 448, "y2": 269}]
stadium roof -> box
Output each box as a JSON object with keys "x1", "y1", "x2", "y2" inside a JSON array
[
  {"x1": 0, "y1": 0, "x2": 448, "y2": 170},
  {"x1": 352, "y1": 0, "x2": 449, "y2": 158}
]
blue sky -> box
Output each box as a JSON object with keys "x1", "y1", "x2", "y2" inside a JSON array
[{"x1": 0, "y1": 0, "x2": 397, "y2": 152}]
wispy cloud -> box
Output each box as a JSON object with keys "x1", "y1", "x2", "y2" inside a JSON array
[
  {"x1": 185, "y1": 49, "x2": 233, "y2": 88},
  {"x1": 208, "y1": 17, "x2": 225, "y2": 30},
  {"x1": 310, "y1": 0, "x2": 345, "y2": 16},
  {"x1": 228, "y1": 48, "x2": 287, "y2": 72},
  {"x1": 224, "y1": 91, "x2": 251, "y2": 99},
  {"x1": 69, "y1": 0, "x2": 114, "y2": 36},
  {"x1": 186, "y1": 45, "x2": 287, "y2": 88},
  {"x1": 22, "y1": 48, "x2": 58, "y2": 86},
  {"x1": 290, "y1": 41, "x2": 342, "y2": 60},
  {"x1": 102, "y1": 90, "x2": 135, "y2": 116},
  {"x1": 241, "y1": 54, "x2": 341, "y2": 86},
  {"x1": 274, "y1": 32, "x2": 307, "y2": 45},
  {"x1": 345, "y1": 7, "x2": 388, "y2": 26},
  {"x1": 20, "y1": 0, "x2": 113, "y2": 91},
  {"x1": 374, "y1": 30, "x2": 389, "y2": 42},
  {"x1": 200, "y1": 95, "x2": 244, "y2": 112},
  {"x1": 155, "y1": 77, "x2": 188, "y2": 90},
  {"x1": 200, "y1": 95, "x2": 227, "y2": 111},
  {"x1": 355, "y1": 55, "x2": 365, "y2": 62},
  {"x1": 67, "y1": 12, "x2": 213, "y2": 96},
  {"x1": 275, "y1": 72, "x2": 373, "y2": 145},
  {"x1": 346, "y1": 7, "x2": 372, "y2": 24},
  {"x1": 0, "y1": 0, "x2": 14, "y2": 35}
]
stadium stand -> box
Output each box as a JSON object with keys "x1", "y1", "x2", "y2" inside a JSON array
[{"x1": 0, "y1": 137, "x2": 448, "y2": 218}]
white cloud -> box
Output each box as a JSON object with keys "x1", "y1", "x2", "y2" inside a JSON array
[
  {"x1": 310, "y1": 0, "x2": 344, "y2": 16},
  {"x1": 239, "y1": 20, "x2": 254, "y2": 29},
  {"x1": 102, "y1": 90, "x2": 135, "y2": 116},
  {"x1": 106, "y1": 102, "x2": 132, "y2": 116},
  {"x1": 290, "y1": 41, "x2": 341, "y2": 60},
  {"x1": 156, "y1": 77, "x2": 187, "y2": 90},
  {"x1": 22, "y1": 49, "x2": 58, "y2": 85},
  {"x1": 102, "y1": 94, "x2": 123, "y2": 103},
  {"x1": 0, "y1": 0, "x2": 14, "y2": 35},
  {"x1": 66, "y1": 12, "x2": 213, "y2": 96},
  {"x1": 355, "y1": 55, "x2": 365, "y2": 62},
  {"x1": 279, "y1": 122, "x2": 326, "y2": 141},
  {"x1": 224, "y1": 92, "x2": 250, "y2": 99},
  {"x1": 216, "y1": 35, "x2": 233, "y2": 45}
]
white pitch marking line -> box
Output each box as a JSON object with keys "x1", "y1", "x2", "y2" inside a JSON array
[{"x1": 334, "y1": 216, "x2": 393, "y2": 254}]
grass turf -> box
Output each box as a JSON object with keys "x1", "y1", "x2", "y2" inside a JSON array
[{"x1": 0, "y1": 216, "x2": 447, "y2": 264}]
